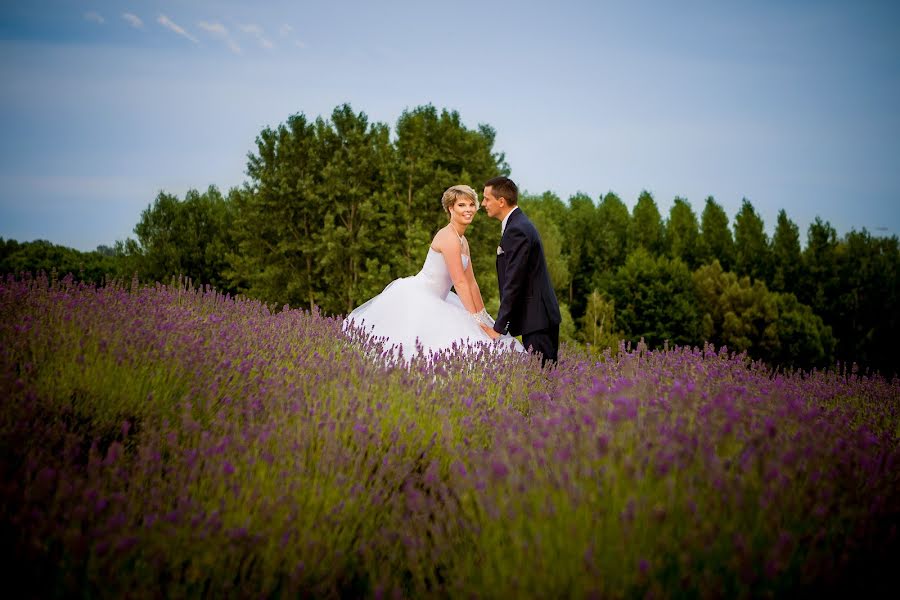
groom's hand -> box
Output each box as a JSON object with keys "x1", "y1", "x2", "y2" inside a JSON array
[{"x1": 480, "y1": 324, "x2": 500, "y2": 340}]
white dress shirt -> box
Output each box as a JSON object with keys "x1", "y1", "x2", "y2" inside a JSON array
[{"x1": 500, "y1": 206, "x2": 519, "y2": 236}]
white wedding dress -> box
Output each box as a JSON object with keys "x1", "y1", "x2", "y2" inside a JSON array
[{"x1": 344, "y1": 248, "x2": 524, "y2": 360}]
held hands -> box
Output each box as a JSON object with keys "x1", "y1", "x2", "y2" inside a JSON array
[
  {"x1": 470, "y1": 308, "x2": 493, "y2": 327},
  {"x1": 471, "y1": 308, "x2": 501, "y2": 341},
  {"x1": 479, "y1": 323, "x2": 501, "y2": 341}
]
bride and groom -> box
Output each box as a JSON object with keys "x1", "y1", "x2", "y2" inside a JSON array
[{"x1": 345, "y1": 177, "x2": 561, "y2": 366}]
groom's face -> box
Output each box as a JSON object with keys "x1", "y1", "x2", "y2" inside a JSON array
[{"x1": 482, "y1": 186, "x2": 504, "y2": 219}]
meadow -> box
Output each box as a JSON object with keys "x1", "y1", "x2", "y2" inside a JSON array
[{"x1": 1, "y1": 273, "x2": 898, "y2": 598}]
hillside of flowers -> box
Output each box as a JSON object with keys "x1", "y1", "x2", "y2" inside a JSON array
[{"x1": 1, "y1": 273, "x2": 898, "y2": 598}]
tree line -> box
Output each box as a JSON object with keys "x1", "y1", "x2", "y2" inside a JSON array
[{"x1": 2, "y1": 104, "x2": 897, "y2": 375}]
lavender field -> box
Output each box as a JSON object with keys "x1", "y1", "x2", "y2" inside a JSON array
[{"x1": 1, "y1": 273, "x2": 898, "y2": 598}]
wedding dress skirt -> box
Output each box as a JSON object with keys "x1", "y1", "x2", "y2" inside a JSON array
[{"x1": 344, "y1": 248, "x2": 524, "y2": 360}]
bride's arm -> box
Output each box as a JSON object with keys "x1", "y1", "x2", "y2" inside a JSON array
[
  {"x1": 464, "y1": 260, "x2": 485, "y2": 312},
  {"x1": 434, "y1": 233, "x2": 479, "y2": 314}
]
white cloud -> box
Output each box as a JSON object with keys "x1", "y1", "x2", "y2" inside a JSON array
[
  {"x1": 157, "y1": 14, "x2": 199, "y2": 44},
  {"x1": 239, "y1": 23, "x2": 274, "y2": 50},
  {"x1": 198, "y1": 21, "x2": 242, "y2": 55},
  {"x1": 238, "y1": 23, "x2": 262, "y2": 36},
  {"x1": 122, "y1": 13, "x2": 143, "y2": 29},
  {"x1": 84, "y1": 12, "x2": 105, "y2": 25},
  {"x1": 278, "y1": 23, "x2": 306, "y2": 48},
  {"x1": 198, "y1": 21, "x2": 227, "y2": 36}
]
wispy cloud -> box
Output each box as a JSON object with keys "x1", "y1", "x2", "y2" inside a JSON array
[
  {"x1": 239, "y1": 23, "x2": 274, "y2": 50},
  {"x1": 198, "y1": 21, "x2": 241, "y2": 55},
  {"x1": 279, "y1": 23, "x2": 306, "y2": 49},
  {"x1": 157, "y1": 14, "x2": 199, "y2": 44},
  {"x1": 83, "y1": 12, "x2": 105, "y2": 25},
  {"x1": 122, "y1": 13, "x2": 143, "y2": 29}
]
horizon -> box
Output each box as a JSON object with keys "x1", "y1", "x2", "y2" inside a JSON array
[{"x1": 2, "y1": 1, "x2": 899, "y2": 251}]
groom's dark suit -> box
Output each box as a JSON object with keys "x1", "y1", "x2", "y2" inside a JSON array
[{"x1": 494, "y1": 208, "x2": 562, "y2": 364}]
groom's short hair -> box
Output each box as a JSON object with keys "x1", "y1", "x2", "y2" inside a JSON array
[{"x1": 485, "y1": 176, "x2": 518, "y2": 206}]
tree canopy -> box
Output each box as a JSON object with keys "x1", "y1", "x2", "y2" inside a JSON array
[{"x1": 4, "y1": 103, "x2": 897, "y2": 375}]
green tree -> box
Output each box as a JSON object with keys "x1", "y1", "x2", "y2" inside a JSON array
[
  {"x1": 563, "y1": 193, "x2": 600, "y2": 320},
  {"x1": 628, "y1": 190, "x2": 664, "y2": 255},
  {"x1": 770, "y1": 209, "x2": 802, "y2": 294},
  {"x1": 664, "y1": 197, "x2": 700, "y2": 268},
  {"x1": 594, "y1": 192, "x2": 631, "y2": 274},
  {"x1": 770, "y1": 292, "x2": 835, "y2": 370},
  {"x1": 693, "y1": 260, "x2": 778, "y2": 358},
  {"x1": 603, "y1": 248, "x2": 700, "y2": 348},
  {"x1": 833, "y1": 230, "x2": 899, "y2": 374},
  {"x1": 519, "y1": 191, "x2": 567, "y2": 233},
  {"x1": 0, "y1": 238, "x2": 124, "y2": 284},
  {"x1": 315, "y1": 105, "x2": 397, "y2": 313},
  {"x1": 127, "y1": 185, "x2": 237, "y2": 291},
  {"x1": 693, "y1": 260, "x2": 834, "y2": 368},
  {"x1": 798, "y1": 217, "x2": 840, "y2": 318},
  {"x1": 519, "y1": 196, "x2": 570, "y2": 300},
  {"x1": 578, "y1": 290, "x2": 623, "y2": 352},
  {"x1": 392, "y1": 105, "x2": 508, "y2": 304},
  {"x1": 698, "y1": 196, "x2": 734, "y2": 269},
  {"x1": 733, "y1": 198, "x2": 771, "y2": 283},
  {"x1": 229, "y1": 111, "x2": 327, "y2": 309}
]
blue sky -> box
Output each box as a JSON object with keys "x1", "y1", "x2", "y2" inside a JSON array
[{"x1": 1, "y1": 0, "x2": 899, "y2": 251}]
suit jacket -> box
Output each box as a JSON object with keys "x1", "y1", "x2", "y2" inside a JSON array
[{"x1": 494, "y1": 208, "x2": 562, "y2": 337}]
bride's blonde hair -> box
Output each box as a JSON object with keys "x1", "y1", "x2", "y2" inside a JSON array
[{"x1": 441, "y1": 185, "x2": 479, "y2": 217}]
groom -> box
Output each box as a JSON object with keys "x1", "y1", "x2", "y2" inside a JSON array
[{"x1": 480, "y1": 176, "x2": 561, "y2": 365}]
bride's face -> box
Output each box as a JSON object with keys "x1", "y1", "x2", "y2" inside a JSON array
[{"x1": 450, "y1": 196, "x2": 478, "y2": 225}]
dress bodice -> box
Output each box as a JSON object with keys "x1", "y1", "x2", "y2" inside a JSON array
[{"x1": 416, "y1": 248, "x2": 469, "y2": 298}]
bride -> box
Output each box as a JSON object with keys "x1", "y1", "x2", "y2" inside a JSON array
[{"x1": 344, "y1": 184, "x2": 523, "y2": 359}]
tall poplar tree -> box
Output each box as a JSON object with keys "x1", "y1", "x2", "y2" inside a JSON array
[
  {"x1": 698, "y1": 196, "x2": 734, "y2": 270},
  {"x1": 565, "y1": 193, "x2": 600, "y2": 319},
  {"x1": 733, "y1": 198, "x2": 772, "y2": 283},
  {"x1": 664, "y1": 197, "x2": 700, "y2": 268},
  {"x1": 595, "y1": 192, "x2": 631, "y2": 273},
  {"x1": 799, "y1": 217, "x2": 839, "y2": 318},
  {"x1": 770, "y1": 209, "x2": 802, "y2": 295},
  {"x1": 628, "y1": 191, "x2": 664, "y2": 255}
]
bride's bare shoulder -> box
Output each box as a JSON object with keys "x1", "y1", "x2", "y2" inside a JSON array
[{"x1": 430, "y1": 226, "x2": 454, "y2": 252}]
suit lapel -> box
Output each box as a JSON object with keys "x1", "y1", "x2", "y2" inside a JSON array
[
  {"x1": 497, "y1": 209, "x2": 523, "y2": 292},
  {"x1": 500, "y1": 208, "x2": 524, "y2": 244}
]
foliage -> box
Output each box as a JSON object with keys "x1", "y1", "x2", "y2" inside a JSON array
[
  {"x1": 519, "y1": 193, "x2": 570, "y2": 301},
  {"x1": 594, "y1": 192, "x2": 631, "y2": 275},
  {"x1": 226, "y1": 104, "x2": 506, "y2": 315},
  {"x1": 733, "y1": 198, "x2": 772, "y2": 283},
  {"x1": 578, "y1": 289, "x2": 623, "y2": 353},
  {"x1": 831, "y1": 229, "x2": 900, "y2": 374},
  {"x1": 698, "y1": 196, "x2": 735, "y2": 270},
  {"x1": 693, "y1": 261, "x2": 835, "y2": 369},
  {"x1": 602, "y1": 249, "x2": 700, "y2": 348},
  {"x1": 0, "y1": 237, "x2": 125, "y2": 284},
  {"x1": 2, "y1": 103, "x2": 897, "y2": 374},
  {"x1": 2, "y1": 275, "x2": 897, "y2": 597},
  {"x1": 664, "y1": 196, "x2": 701, "y2": 269},
  {"x1": 560, "y1": 193, "x2": 600, "y2": 320},
  {"x1": 129, "y1": 186, "x2": 238, "y2": 294},
  {"x1": 628, "y1": 190, "x2": 664, "y2": 255},
  {"x1": 771, "y1": 209, "x2": 802, "y2": 295}
]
